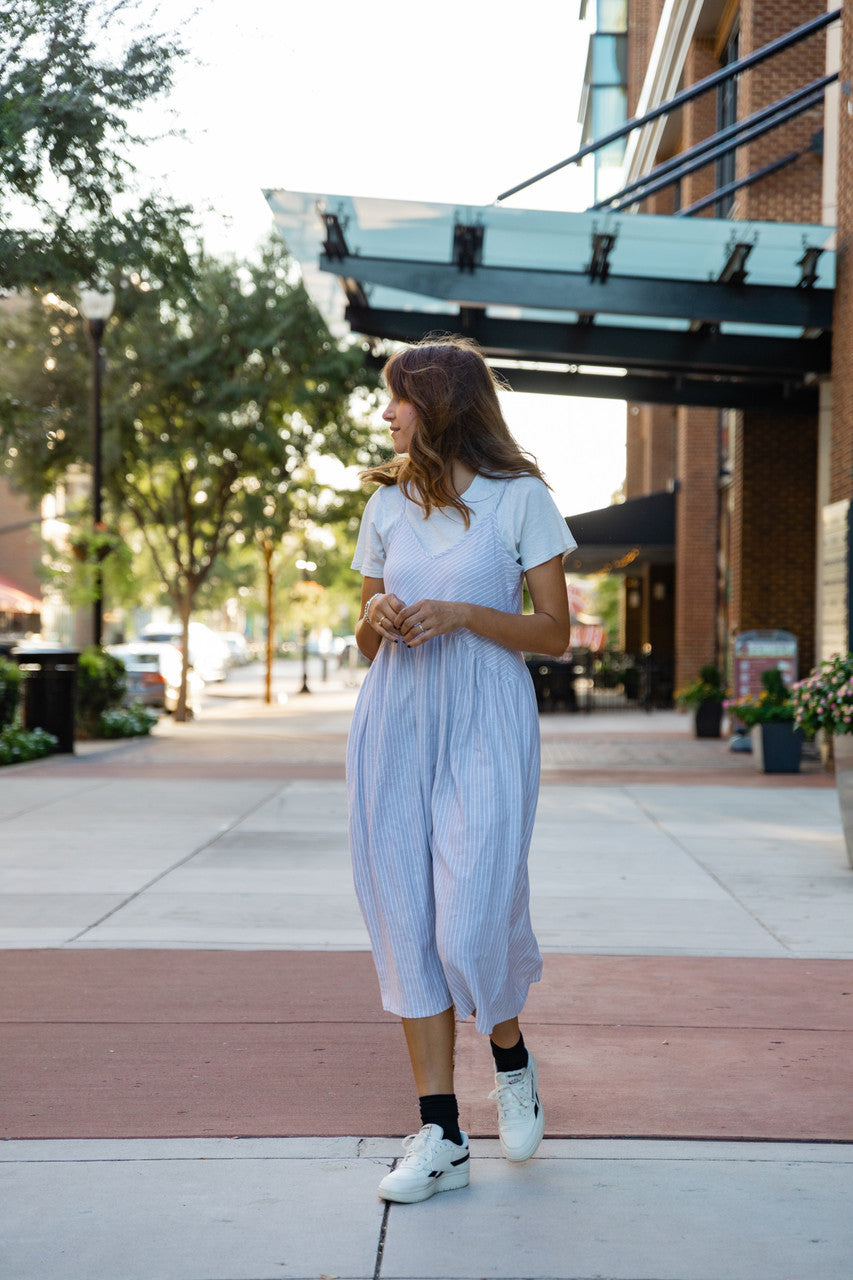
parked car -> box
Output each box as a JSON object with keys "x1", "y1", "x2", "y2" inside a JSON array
[
  {"x1": 139, "y1": 621, "x2": 230, "y2": 683},
  {"x1": 107, "y1": 642, "x2": 205, "y2": 716},
  {"x1": 220, "y1": 631, "x2": 251, "y2": 666}
]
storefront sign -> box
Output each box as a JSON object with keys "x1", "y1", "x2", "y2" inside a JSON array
[{"x1": 732, "y1": 630, "x2": 798, "y2": 701}]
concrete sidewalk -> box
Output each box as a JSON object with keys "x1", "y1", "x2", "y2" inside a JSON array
[{"x1": 2, "y1": 679, "x2": 853, "y2": 1280}]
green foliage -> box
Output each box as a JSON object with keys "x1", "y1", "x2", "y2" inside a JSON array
[
  {"x1": 106, "y1": 238, "x2": 379, "y2": 614},
  {"x1": 43, "y1": 520, "x2": 137, "y2": 611},
  {"x1": 676, "y1": 664, "x2": 726, "y2": 707},
  {"x1": 75, "y1": 644, "x2": 127, "y2": 733},
  {"x1": 0, "y1": 656, "x2": 22, "y2": 727},
  {"x1": 0, "y1": 0, "x2": 195, "y2": 290},
  {"x1": 728, "y1": 667, "x2": 794, "y2": 727},
  {"x1": 0, "y1": 236, "x2": 382, "y2": 717},
  {"x1": 591, "y1": 573, "x2": 621, "y2": 647},
  {"x1": 0, "y1": 723, "x2": 57, "y2": 764},
  {"x1": 791, "y1": 652, "x2": 853, "y2": 738},
  {"x1": 96, "y1": 702, "x2": 157, "y2": 738}
]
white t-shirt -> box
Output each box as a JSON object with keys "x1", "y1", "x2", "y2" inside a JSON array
[{"x1": 352, "y1": 473, "x2": 577, "y2": 577}]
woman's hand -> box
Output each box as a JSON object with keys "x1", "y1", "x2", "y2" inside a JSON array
[
  {"x1": 356, "y1": 579, "x2": 406, "y2": 660},
  {"x1": 396, "y1": 599, "x2": 469, "y2": 647},
  {"x1": 367, "y1": 591, "x2": 407, "y2": 641}
]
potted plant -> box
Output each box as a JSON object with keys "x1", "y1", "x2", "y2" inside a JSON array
[
  {"x1": 728, "y1": 668, "x2": 803, "y2": 773},
  {"x1": 792, "y1": 653, "x2": 853, "y2": 866},
  {"x1": 675, "y1": 664, "x2": 726, "y2": 738}
]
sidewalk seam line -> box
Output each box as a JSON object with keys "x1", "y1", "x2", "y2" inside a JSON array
[
  {"x1": 373, "y1": 1165, "x2": 395, "y2": 1280},
  {"x1": 625, "y1": 789, "x2": 796, "y2": 955},
  {"x1": 62, "y1": 780, "x2": 289, "y2": 946}
]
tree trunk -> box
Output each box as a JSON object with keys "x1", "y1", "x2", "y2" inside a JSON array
[
  {"x1": 263, "y1": 539, "x2": 275, "y2": 706},
  {"x1": 175, "y1": 599, "x2": 192, "y2": 722}
]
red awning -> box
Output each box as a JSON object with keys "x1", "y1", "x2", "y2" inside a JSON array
[{"x1": 0, "y1": 576, "x2": 42, "y2": 614}]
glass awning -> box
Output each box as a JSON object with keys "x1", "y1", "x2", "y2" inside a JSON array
[{"x1": 265, "y1": 188, "x2": 834, "y2": 410}]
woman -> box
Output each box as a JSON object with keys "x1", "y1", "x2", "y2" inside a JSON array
[{"x1": 347, "y1": 337, "x2": 575, "y2": 1204}]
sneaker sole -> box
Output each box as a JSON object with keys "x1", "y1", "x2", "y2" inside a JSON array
[{"x1": 378, "y1": 1166, "x2": 470, "y2": 1204}]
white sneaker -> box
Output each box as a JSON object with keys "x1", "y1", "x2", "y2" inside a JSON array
[
  {"x1": 378, "y1": 1124, "x2": 470, "y2": 1203},
  {"x1": 489, "y1": 1052, "x2": 545, "y2": 1162}
]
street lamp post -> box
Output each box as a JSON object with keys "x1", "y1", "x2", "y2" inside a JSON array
[
  {"x1": 77, "y1": 285, "x2": 115, "y2": 647},
  {"x1": 295, "y1": 555, "x2": 317, "y2": 694}
]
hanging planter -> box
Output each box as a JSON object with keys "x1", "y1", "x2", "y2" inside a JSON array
[{"x1": 68, "y1": 524, "x2": 123, "y2": 564}]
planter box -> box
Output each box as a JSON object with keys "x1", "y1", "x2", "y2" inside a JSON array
[
  {"x1": 832, "y1": 734, "x2": 853, "y2": 869},
  {"x1": 750, "y1": 722, "x2": 803, "y2": 773},
  {"x1": 694, "y1": 701, "x2": 723, "y2": 738}
]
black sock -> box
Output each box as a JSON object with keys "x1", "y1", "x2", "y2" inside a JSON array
[
  {"x1": 490, "y1": 1033, "x2": 528, "y2": 1074},
  {"x1": 419, "y1": 1093, "x2": 463, "y2": 1144}
]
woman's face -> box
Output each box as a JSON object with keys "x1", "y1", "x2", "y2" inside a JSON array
[{"x1": 382, "y1": 394, "x2": 419, "y2": 455}]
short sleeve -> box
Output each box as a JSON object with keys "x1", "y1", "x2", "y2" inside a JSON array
[
  {"x1": 351, "y1": 486, "x2": 396, "y2": 577},
  {"x1": 501, "y1": 477, "x2": 577, "y2": 571}
]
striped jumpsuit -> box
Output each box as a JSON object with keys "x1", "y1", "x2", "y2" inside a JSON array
[{"x1": 347, "y1": 482, "x2": 543, "y2": 1035}]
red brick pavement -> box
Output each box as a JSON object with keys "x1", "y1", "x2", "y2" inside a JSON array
[{"x1": 3, "y1": 951, "x2": 851, "y2": 1142}]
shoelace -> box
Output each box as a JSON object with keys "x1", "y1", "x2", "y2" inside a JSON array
[
  {"x1": 399, "y1": 1129, "x2": 436, "y2": 1168},
  {"x1": 489, "y1": 1072, "x2": 534, "y2": 1117}
]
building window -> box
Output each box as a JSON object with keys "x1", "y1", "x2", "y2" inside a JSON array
[
  {"x1": 579, "y1": 0, "x2": 628, "y2": 202},
  {"x1": 715, "y1": 24, "x2": 740, "y2": 218}
]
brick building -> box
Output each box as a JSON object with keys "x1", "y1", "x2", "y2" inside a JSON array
[
  {"x1": 271, "y1": 1, "x2": 849, "y2": 700},
  {"x1": 583, "y1": 0, "x2": 844, "y2": 690}
]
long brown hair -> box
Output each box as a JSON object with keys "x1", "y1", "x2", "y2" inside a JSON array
[{"x1": 361, "y1": 335, "x2": 546, "y2": 524}]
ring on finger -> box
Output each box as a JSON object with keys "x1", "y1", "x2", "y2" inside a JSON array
[{"x1": 417, "y1": 622, "x2": 425, "y2": 633}]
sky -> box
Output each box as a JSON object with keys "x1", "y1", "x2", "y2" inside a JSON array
[{"x1": 130, "y1": 0, "x2": 627, "y2": 517}]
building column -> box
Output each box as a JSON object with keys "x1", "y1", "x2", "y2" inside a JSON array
[
  {"x1": 827, "y1": 4, "x2": 853, "y2": 654},
  {"x1": 731, "y1": 409, "x2": 818, "y2": 677},
  {"x1": 674, "y1": 407, "x2": 720, "y2": 690}
]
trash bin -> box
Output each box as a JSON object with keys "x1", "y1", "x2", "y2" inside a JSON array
[{"x1": 13, "y1": 648, "x2": 79, "y2": 754}]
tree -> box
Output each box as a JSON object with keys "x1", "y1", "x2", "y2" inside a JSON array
[
  {"x1": 0, "y1": 0, "x2": 194, "y2": 291},
  {"x1": 103, "y1": 238, "x2": 380, "y2": 716},
  {"x1": 247, "y1": 469, "x2": 368, "y2": 703},
  {"x1": 0, "y1": 239, "x2": 384, "y2": 715}
]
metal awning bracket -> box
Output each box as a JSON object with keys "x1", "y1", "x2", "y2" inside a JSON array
[
  {"x1": 452, "y1": 220, "x2": 484, "y2": 272},
  {"x1": 718, "y1": 240, "x2": 755, "y2": 286},
  {"x1": 797, "y1": 244, "x2": 824, "y2": 288},
  {"x1": 320, "y1": 211, "x2": 350, "y2": 261},
  {"x1": 586, "y1": 229, "x2": 618, "y2": 281}
]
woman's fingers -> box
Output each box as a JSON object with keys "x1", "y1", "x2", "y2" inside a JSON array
[
  {"x1": 396, "y1": 600, "x2": 464, "y2": 644},
  {"x1": 371, "y1": 593, "x2": 407, "y2": 637}
]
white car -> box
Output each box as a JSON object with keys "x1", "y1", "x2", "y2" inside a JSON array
[
  {"x1": 107, "y1": 642, "x2": 205, "y2": 716},
  {"x1": 140, "y1": 621, "x2": 230, "y2": 683},
  {"x1": 221, "y1": 631, "x2": 251, "y2": 666}
]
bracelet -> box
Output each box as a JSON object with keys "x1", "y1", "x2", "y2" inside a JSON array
[{"x1": 364, "y1": 593, "x2": 383, "y2": 625}]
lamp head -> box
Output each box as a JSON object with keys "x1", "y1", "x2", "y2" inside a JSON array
[{"x1": 78, "y1": 284, "x2": 116, "y2": 323}]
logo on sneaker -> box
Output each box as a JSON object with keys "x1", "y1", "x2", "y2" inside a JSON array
[{"x1": 451, "y1": 1152, "x2": 470, "y2": 1167}]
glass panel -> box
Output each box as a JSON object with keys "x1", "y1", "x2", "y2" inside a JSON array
[
  {"x1": 590, "y1": 33, "x2": 627, "y2": 85},
  {"x1": 596, "y1": 0, "x2": 627, "y2": 32},
  {"x1": 592, "y1": 87, "x2": 628, "y2": 160}
]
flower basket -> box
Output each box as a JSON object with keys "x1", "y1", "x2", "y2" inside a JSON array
[{"x1": 750, "y1": 722, "x2": 803, "y2": 773}]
